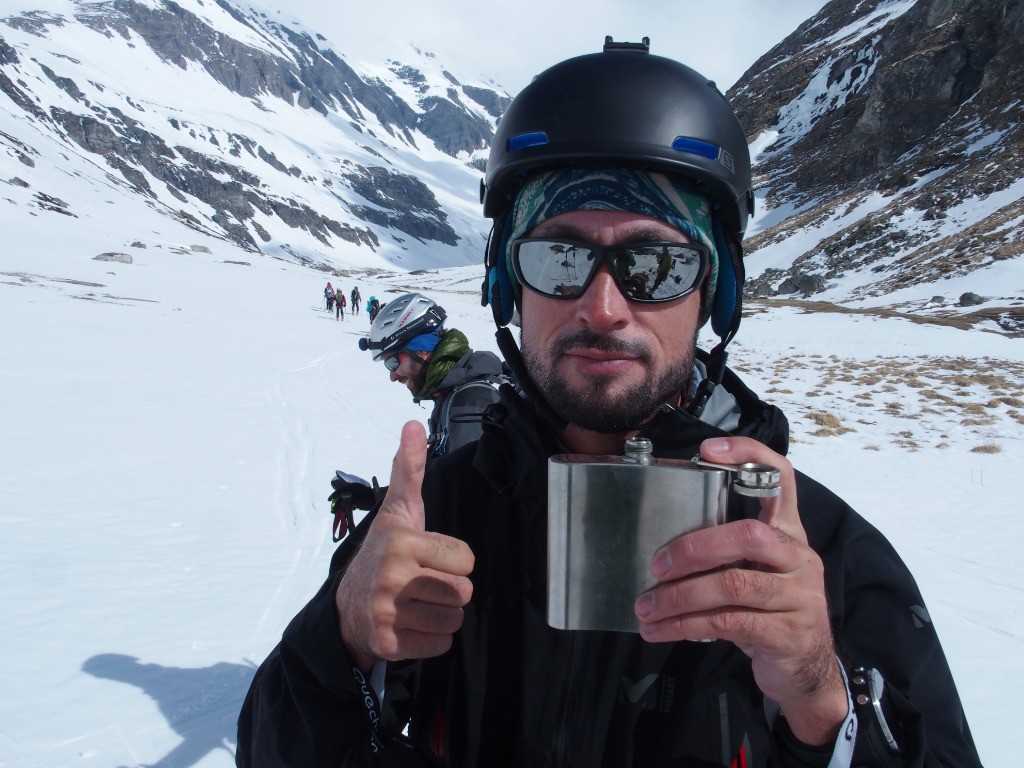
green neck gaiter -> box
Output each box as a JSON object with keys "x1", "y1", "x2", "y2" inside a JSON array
[{"x1": 414, "y1": 329, "x2": 470, "y2": 402}]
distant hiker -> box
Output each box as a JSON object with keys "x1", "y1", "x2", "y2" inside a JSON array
[
  {"x1": 366, "y1": 295, "x2": 381, "y2": 322},
  {"x1": 350, "y1": 286, "x2": 361, "y2": 315},
  {"x1": 325, "y1": 292, "x2": 508, "y2": 540},
  {"x1": 324, "y1": 282, "x2": 334, "y2": 312},
  {"x1": 335, "y1": 287, "x2": 346, "y2": 321}
]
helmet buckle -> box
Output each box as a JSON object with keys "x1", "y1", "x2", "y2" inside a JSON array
[{"x1": 603, "y1": 36, "x2": 650, "y2": 53}]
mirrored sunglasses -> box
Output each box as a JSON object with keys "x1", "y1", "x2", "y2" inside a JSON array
[
  {"x1": 511, "y1": 238, "x2": 709, "y2": 303},
  {"x1": 383, "y1": 351, "x2": 406, "y2": 372}
]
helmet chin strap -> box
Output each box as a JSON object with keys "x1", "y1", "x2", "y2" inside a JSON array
[
  {"x1": 486, "y1": 222, "x2": 569, "y2": 432},
  {"x1": 495, "y1": 325, "x2": 569, "y2": 434},
  {"x1": 687, "y1": 343, "x2": 728, "y2": 419},
  {"x1": 688, "y1": 220, "x2": 744, "y2": 420}
]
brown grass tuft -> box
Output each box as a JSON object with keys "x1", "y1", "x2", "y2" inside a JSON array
[
  {"x1": 808, "y1": 411, "x2": 842, "y2": 428},
  {"x1": 970, "y1": 443, "x2": 1002, "y2": 454}
]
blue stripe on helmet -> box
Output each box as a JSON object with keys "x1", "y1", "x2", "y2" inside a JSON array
[
  {"x1": 671, "y1": 136, "x2": 720, "y2": 161},
  {"x1": 507, "y1": 131, "x2": 549, "y2": 152}
]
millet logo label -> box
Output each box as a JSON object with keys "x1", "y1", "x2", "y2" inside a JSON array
[
  {"x1": 620, "y1": 674, "x2": 675, "y2": 713},
  {"x1": 623, "y1": 674, "x2": 658, "y2": 703}
]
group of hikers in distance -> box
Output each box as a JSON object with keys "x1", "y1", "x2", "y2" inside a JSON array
[
  {"x1": 239, "y1": 36, "x2": 982, "y2": 768},
  {"x1": 323, "y1": 281, "x2": 383, "y2": 322},
  {"x1": 322, "y1": 282, "x2": 363, "y2": 321}
]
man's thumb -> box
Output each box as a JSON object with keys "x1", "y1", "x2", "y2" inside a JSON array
[{"x1": 382, "y1": 420, "x2": 427, "y2": 530}]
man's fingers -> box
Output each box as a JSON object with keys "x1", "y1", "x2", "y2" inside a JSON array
[
  {"x1": 698, "y1": 436, "x2": 803, "y2": 538},
  {"x1": 380, "y1": 420, "x2": 428, "y2": 530},
  {"x1": 654, "y1": 518, "x2": 802, "y2": 581},
  {"x1": 394, "y1": 600, "x2": 468, "y2": 636},
  {"x1": 391, "y1": 562, "x2": 475, "y2": 607},
  {"x1": 639, "y1": 558, "x2": 817, "y2": 623}
]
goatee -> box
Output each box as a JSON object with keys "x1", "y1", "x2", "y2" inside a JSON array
[{"x1": 522, "y1": 328, "x2": 694, "y2": 433}]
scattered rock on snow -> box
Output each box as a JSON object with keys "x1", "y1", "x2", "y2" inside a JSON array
[
  {"x1": 958, "y1": 292, "x2": 986, "y2": 307},
  {"x1": 94, "y1": 252, "x2": 133, "y2": 264}
]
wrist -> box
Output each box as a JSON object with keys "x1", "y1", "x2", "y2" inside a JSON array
[
  {"x1": 342, "y1": 632, "x2": 377, "y2": 672},
  {"x1": 335, "y1": 576, "x2": 379, "y2": 672},
  {"x1": 778, "y1": 663, "x2": 849, "y2": 746}
]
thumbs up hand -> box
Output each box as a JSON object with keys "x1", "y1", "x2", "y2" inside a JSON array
[{"x1": 335, "y1": 421, "x2": 475, "y2": 671}]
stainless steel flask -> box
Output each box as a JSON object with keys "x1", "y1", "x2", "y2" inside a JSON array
[{"x1": 547, "y1": 438, "x2": 779, "y2": 632}]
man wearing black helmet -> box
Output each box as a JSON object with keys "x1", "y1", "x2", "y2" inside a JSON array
[{"x1": 238, "y1": 39, "x2": 981, "y2": 768}]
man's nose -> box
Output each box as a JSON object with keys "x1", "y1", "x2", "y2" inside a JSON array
[
  {"x1": 389, "y1": 369, "x2": 401, "y2": 383},
  {"x1": 575, "y1": 265, "x2": 630, "y2": 331}
]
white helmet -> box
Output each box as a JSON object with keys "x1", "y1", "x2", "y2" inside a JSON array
[{"x1": 358, "y1": 293, "x2": 446, "y2": 361}]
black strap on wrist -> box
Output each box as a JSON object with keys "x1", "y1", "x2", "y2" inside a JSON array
[{"x1": 351, "y1": 665, "x2": 385, "y2": 754}]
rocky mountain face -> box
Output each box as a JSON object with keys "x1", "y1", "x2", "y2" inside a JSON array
[
  {"x1": 728, "y1": 0, "x2": 1023, "y2": 333},
  {"x1": 0, "y1": 0, "x2": 509, "y2": 268},
  {"x1": 5, "y1": 0, "x2": 1020, "y2": 327}
]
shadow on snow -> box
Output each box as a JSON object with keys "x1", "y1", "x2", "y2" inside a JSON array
[{"x1": 83, "y1": 653, "x2": 256, "y2": 767}]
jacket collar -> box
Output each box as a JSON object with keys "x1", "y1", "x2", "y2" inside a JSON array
[{"x1": 474, "y1": 364, "x2": 789, "y2": 499}]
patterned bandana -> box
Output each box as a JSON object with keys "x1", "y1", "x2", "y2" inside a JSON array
[{"x1": 504, "y1": 167, "x2": 719, "y2": 325}]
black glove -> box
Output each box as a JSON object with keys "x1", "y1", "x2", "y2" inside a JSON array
[{"x1": 328, "y1": 471, "x2": 386, "y2": 542}]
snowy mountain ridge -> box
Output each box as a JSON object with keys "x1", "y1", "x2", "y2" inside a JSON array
[
  {"x1": 1, "y1": 0, "x2": 509, "y2": 272},
  {"x1": 4, "y1": 0, "x2": 1021, "y2": 338},
  {"x1": 730, "y1": 0, "x2": 1024, "y2": 336}
]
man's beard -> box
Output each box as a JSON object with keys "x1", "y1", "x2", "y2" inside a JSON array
[{"x1": 521, "y1": 328, "x2": 695, "y2": 433}]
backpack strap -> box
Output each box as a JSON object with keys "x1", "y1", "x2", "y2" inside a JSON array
[{"x1": 428, "y1": 376, "x2": 508, "y2": 456}]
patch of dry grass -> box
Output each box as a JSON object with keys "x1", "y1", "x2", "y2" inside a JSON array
[
  {"x1": 971, "y1": 443, "x2": 1002, "y2": 454},
  {"x1": 808, "y1": 411, "x2": 842, "y2": 429},
  {"x1": 959, "y1": 403, "x2": 987, "y2": 415},
  {"x1": 919, "y1": 389, "x2": 954, "y2": 403},
  {"x1": 961, "y1": 417, "x2": 997, "y2": 426},
  {"x1": 735, "y1": 347, "x2": 1024, "y2": 450}
]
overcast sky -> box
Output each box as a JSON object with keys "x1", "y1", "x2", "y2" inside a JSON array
[{"x1": 254, "y1": 0, "x2": 831, "y2": 94}]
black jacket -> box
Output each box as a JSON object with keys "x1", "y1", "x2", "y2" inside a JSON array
[{"x1": 237, "y1": 368, "x2": 981, "y2": 767}]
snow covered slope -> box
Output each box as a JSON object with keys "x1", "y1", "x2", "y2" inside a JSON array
[
  {"x1": 2, "y1": 212, "x2": 1023, "y2": 765},
  {"x1": 0, "y1": 0, "x2": 508, "y2": 272}
]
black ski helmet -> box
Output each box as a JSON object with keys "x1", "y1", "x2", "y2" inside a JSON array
[{"x1": 481, "y1": 37, "x2": 753, "y2": 347}]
